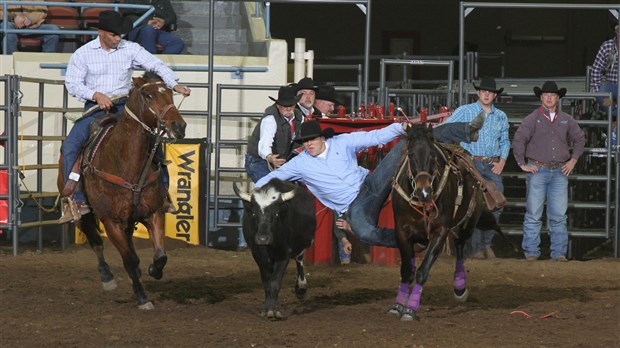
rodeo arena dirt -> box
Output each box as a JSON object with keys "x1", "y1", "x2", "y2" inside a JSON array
[
  {"x1": 3, "y1": 1, "x2": 620, "y2": 347},
  {"x1": 0, "y1": 239, "x2": 619, "y2": 347}
]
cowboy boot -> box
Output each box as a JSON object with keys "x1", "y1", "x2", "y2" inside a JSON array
[
  {"x1": 58, "y1": 196, "x2": 91, "y2": 224},
  {"x1": 162, "y1": 190, "x2": 177, "y2": 214},
  {"x1": 466, "y1": 111, "x2": 485, "y2": 142}
]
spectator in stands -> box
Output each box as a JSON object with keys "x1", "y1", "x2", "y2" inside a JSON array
[
  {"x1": 291, "y1": 77, "x2": 318, "y2": 117},
  {"x1": 591, "y1": 18, "x2": 618, "y2": 119},
  {"x1": 0, "y1": 1, "x2": 59, "y2": 54},
  {"x1": 245, "y1": 85, "x2": 304, "y2": 183},
  {"x1": 441, "y1": 77, "x2": 510, "y2": 260},
  {"x1": 60, "y1": 11, "x2": 190, "y2": 224},
  {"x1": 314, "y1": 85, "x2": 341, "y2": 118},
  {"x1": 123, "y1": 0, "x2": 184, "y2": 54},
  {"x1": 512, "y1": 81, "x2": 585, "y2": 262},
  {"x1": 253, "y1": 118, "x2": 484, "y2": 248}
]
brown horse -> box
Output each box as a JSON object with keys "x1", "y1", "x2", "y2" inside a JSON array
[
  {"x1": 389, "y1": 123, "x2": 501, "y2": 320},
  {"x1": 57, "y1": 72, "x2": 186, "y2": 309}
]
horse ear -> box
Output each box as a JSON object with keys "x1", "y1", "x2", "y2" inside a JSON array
[{"x1": 132, "y1": 76, "x2": 146, "y2": 88}]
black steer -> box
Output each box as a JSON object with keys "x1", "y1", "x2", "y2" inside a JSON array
[{"x1": 233, "y1": 179, "x2": 316, "y2": 320}]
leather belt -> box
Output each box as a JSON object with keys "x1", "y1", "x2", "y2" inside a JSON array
[
  {"x1": 529, "y1": 159, "x2": 565, "y2": 169},
  {"x1": 473, "y1": 156, "x2": 500, "y2": 164}
]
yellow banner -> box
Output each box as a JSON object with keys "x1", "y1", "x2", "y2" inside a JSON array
[
  {"x1": 76, "y1": 142, "x2": 202, "y2": 245},
  {"x1": 164, "y1": 142, "x2": 201, "y2": 245}
]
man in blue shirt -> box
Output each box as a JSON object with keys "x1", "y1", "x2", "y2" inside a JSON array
[
  {"x1": 254, "y1": 118, "x2": 481, "y2": 248},
  {"x1": 441, "y1": 77, "x2": 510, "y2": 259}
]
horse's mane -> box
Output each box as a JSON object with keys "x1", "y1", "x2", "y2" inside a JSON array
[{"x1": 143, "y1": 71, "x2": 164, "y2": 83}]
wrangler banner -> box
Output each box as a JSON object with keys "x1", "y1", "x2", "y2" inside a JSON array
[{"x1": 76, "y1": 141, "x2": 204, "y2": 246}]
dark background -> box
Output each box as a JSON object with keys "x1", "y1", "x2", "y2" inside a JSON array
[{"x1": 270, "y1": 0, "x2": 619, "y2": 85}]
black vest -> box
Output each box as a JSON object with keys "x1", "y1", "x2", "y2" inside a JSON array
[{"x1": 247, "y1": 104, "x2": 303, "y2": 159}]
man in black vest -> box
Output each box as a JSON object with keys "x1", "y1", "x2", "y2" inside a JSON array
[
  {"x1": 292, "y1": 77, "x2": 319, "y2": 117},
  {"x1": 245, "y1": 86, "x2": 304, "y2": 182}
]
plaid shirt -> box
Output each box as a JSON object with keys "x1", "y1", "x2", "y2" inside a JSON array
[
  {"x1": 591, "y1": 38, "x2": 619, "y2": 91},
  {"x1": 442, "y1": 101, "x2": 510, "y2": 159}
]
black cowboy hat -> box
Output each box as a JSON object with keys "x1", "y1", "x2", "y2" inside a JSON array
[
  {"x1": 294, "y1": 120, "x2": 335, "y2": 143},
  {"x1": 95, "y1": 11, "x2": 133, "y2": 35},
  {"x1": 269, "y1": 86, "x2": 302, "y2": 106},
  {"x1": 473, "y1": 77, "x2": 503, "y2": 94},
  {"x1": 533, "y1": 81, "x2": 567, "y2": 98},
  {"x1": 291, "y1": 77, "x2": 319, "y2": 94},
  {"x1": 315, "y1": 85, "x2": 342, "y2": 105}
]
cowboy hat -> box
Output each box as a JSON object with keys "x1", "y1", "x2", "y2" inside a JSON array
[
  {"x1": 269, "y1": 86, "x2": 302, "y2": 106},
  {"x1": 291, "y1": 77, "x2": 318, "y2": 94},
  {"x1": 95, "y1": 11, "x2": 133, "y2": 35},
  {"x1": 533, "y1": 81, "x2": 567, "y2": 98},
  {"x1": 315, "y1": 85, "x2": 342, "y2": 105},
  {"x1": 473, "y1": 77, "x2": 503, "y2": 94},
  {"x1": 294, "y1": 120, "x2": 335, "y2": 143}
]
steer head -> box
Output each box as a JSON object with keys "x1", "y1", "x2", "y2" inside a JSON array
[{"x1": 233, "y1": 181, "x2": 296, "y2": 246}]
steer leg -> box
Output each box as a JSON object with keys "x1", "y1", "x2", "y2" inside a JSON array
[
  {"x1": 294, "y1": 253, "x2": 307, "y2": 299},
  {"x1": 263, "y1": 257, "x2": 290, "y2": 320}
]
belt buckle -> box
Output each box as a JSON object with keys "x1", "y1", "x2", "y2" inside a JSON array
[{"x1": 482, "y1": 157, "x2": 494, "y2": 165}]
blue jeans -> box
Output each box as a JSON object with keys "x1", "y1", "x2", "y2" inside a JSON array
[
  {"x1": 128, "y1": 25, "x2": 184, "y2": 54},
  {"x1": 596, "y1": 82, "x2": 618, "y2": 118},
  {"x1": 522, "y1": 163, "x2": 569, "y2": 260},
  {"x1": 433, "y1": 122, "x2": 474, "y2": 143},
  {"x1": 3, "y1": 23, "x2": 59, "y2": 54},
  {"x1": 469, "y1": 160, "x2": 503, "y2": 255},
  {"x1": 61, "y1": 101, "x2": 126, "y2": 202},
  {"x1": 245, "y1": 153, "x2": 270, "y2": 183}
]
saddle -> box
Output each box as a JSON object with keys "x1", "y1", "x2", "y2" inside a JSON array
[{"x1": 437, "y1": 143, "x2": 507, "y2": 212}]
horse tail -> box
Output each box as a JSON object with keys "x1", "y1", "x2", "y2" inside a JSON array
[{"x1": 476, "y1": 210, "x2": 520, "y2": 255}]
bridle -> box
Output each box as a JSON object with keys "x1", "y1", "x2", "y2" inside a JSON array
[{"x1": 124, "y1": 81, "x2": 177, "y2": 137}]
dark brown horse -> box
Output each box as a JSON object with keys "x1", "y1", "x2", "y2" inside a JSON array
[
  {"x1": 57, "y1": 72, "x2": 186, "y2": 309},
  {"x1": 389, "y1": 123, "x2": 500, "y2": 320}
]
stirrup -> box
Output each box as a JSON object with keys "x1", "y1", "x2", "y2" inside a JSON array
[{"x1": 58, "y1": 197, "x2": 90, "y2": 224}]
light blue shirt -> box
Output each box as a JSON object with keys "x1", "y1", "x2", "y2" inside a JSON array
[
  {"x1": 255, "y1": 123, "x2": 405, "y2": 213},
  {"x1": 443, "y1": 101, "x2": 510, "y2": 159},
  {"x1": 65, "y1": 37, "x2": 179, "y2": 102}
]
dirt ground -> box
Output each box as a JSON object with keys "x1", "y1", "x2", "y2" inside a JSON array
[{"x1": 1, "y1": 238, "x2": 619, "y2": 348}]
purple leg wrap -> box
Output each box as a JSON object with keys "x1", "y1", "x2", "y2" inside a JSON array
[
  {"x1": 406, "y1": 284, "x2": 423, "y2": 311},
  {"x1": 454, "y1": 259, "x2": 467, "y2": 290},
  {"x1": 396, "y1": 282, "x2": 409, "y2": 304}
]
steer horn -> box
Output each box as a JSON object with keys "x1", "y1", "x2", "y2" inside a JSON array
[
  {"x1": 232, "y1": 182, "x2": 252, "y2": 202},
  {"x1": 281, "y1": 190, "x2": 296, "y2": 202}
]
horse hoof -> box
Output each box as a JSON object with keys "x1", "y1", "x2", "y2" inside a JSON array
[
  {"x1": 399, "y1": 307, "x2": 419, "y2": 321},
  {"x1": 148, "y1": 255, "x2": 168, "y2": 280},
  {"x1": 454, "y1": 288, "x2": 469, "y2": 303},
  {"x1": 295, "y1": 285, "x2": 307, "y2": 300},
  {"x1": 148, "y1": 264, "x2": 164, "y2": 280},
  {"x1": 387, "y1": 303, "x2": 404, "y2": 316},
  {"x1": 101, "y1": 279, "x2": 118, "y2": 291},
  {"x1": 400, "y1": 313, "x2": 416, "y2": 321},
  {"x1": 264, "y1": 310, "x2": 283, "y2": 320},
  {"x1": 138, "y1": 301, "x2": 155, "y2": 310}
]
